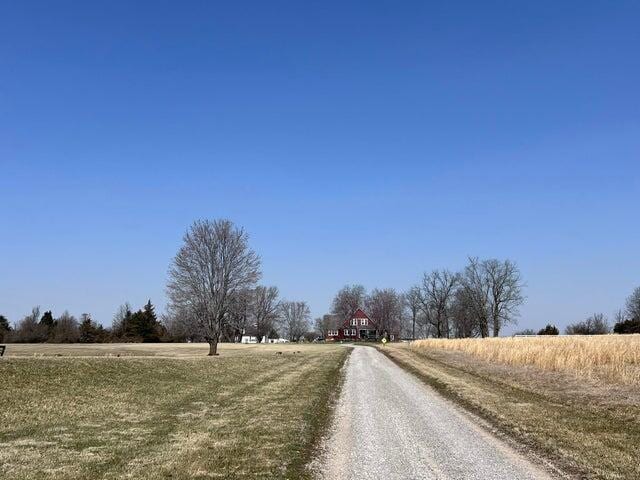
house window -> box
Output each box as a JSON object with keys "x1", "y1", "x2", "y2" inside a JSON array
[
  {"x1": 360, "y1": 319, "x2": 367, "y2": 326},
  {"x1": 351, "y1": 319, "x2": 357, "y2": 326},
  {"x1": 328, "y1": 330, "x2": 338, "y2": 336}
]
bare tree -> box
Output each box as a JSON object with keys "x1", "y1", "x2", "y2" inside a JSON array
[
  {"x1": 222, "y1": 289, "x2": 252, "y2": 342},
  {"x1": 566, "y1": 313, "x2": 610, "y2": 335},
  {"x1": 484, "y1": 259, "x2": 524, "y2": 336},
  {"x1": 12, "y1": 306, "x2": 47, "y2": 343},
  {"x1": 162, "y1": 309, "x2": 201, "y2": 342},
  {"x1": 251, "y1": 286, "x2": 280, "y2": 343},
  {"x1": 460, "y1": 258, "x2": 491, "y2": 337},
  {"x1": 332, "y1": 285, "x2": 366, "y2": 322},
  {"x1": 166, "y1": 219, "x2": 261, "y2": 355},
  {"x1": 280, "y1": 301, "x2": 311, "y2": 342},
  {"x1": 420, "y1": 270, "x2": 459, "y2": 338},
  {"x1": 314, "y1": 314, "x2": 336, "y2": 340},
  {"x1": 625, "y1": 287, "x2": 640, "y2": 321},
  {"x1": 366, "y1": 288, "x2": 403, "y2": 337},
  {"x1": 52, "y1": 311, "x2": 80, "y2": 343},
  {"x1": 112, "y1": 302, "x2": 132, "y2": 338},
  {"x1": 404, "y1": 285, "x2": 422, "y2": 340},
  {"x1": 450, "y1": 287, "x2": 478, "y2": 338}
]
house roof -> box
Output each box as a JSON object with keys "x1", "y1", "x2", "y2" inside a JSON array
[
  {"x1": 341, "y1": 309, "x2": 377, "y2": 329},
  {"x1": 353, "y1": 308, "x2": 369, "y2": 319}
]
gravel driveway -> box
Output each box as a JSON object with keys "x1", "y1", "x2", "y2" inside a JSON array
[{"x1": 316, "y1": 346, "x2": 552, "y2": 480}]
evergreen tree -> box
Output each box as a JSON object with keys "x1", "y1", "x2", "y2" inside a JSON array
[
  {"x1": 538, "y1": 324, "x2": 559, "y2": 335},
  {"x1": 0, "y1": 315, "x2": 11, "y2": 342},
  {"x1": 138, "y1": 300, "x2": 161, "y2": 342},
  {"x1": 122, "y1": 301, "x2": 162, "y2": 342},
  {"x1": 78, "y1": 314, "x2": 109, "y2": 343},
  {"x1": 40, "y1": 310, "x2": 55, "y2": 328},
  {"x1": 613, "y1": 317, "x2": 640, "y2": 334}
]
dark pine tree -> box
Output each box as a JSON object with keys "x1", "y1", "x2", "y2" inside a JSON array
[
  {"x1": 126, "y1": 301, "x2": 162, "y2": 342},
  {"x1": 538, "y1": 324, "x2": 559, "y2": 335},
  {"x1": 0, "y1": 315, "x2": 11, "y2": 342},
  {"x1": 140, "y1": 300, "x2": 161, "y2": 342},
  {"x1": 39, "y1": 310, "x2": 56, "y2": 341},
  {"x1": 40, "y1": 311, "x2": 55, "y2": 328},
  {"x1": 78, "y1": 314, "x2": 109, "y2": 343},
  {"x1": 613, "y1": 317, "x2": 640, "y2": 334}
]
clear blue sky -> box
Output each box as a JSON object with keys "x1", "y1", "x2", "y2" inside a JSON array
[{"x1": 1, "y1": 1, "x2": 639, "y2": 333}]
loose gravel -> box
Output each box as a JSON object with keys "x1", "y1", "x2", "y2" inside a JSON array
[{"x1": 316, "y1": 346, "x2": 553, "y2": 480}]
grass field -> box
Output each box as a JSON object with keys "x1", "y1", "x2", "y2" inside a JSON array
[
  {"x1": 411, "y1": 335, "x2": 640, "y2": 385},
  {"x1": 381, "y1": 340, "x2": 640, "y2": 480},
  {"x1": 0, "y1": 343, "x2": 349, "y2": 480}
]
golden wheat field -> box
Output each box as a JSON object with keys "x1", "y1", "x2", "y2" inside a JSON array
[{"x1": 410, "y1": 335, "x2": 640, "y2": 386}]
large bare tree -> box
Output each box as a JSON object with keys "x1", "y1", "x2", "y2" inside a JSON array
[
  {"x1": 280, "y1": 301, "x2": 311, "y2": 342},
  {"x1": 251, "y1": 286, "x2": 280, "y2": 343},
  {"x1": 460, "y1": 258, "x2": 491, "y2": 337},
  {"x1": 450, "y1": 287, "x2": 478, "y2": 338},
  {"x1": 626, "y1": 286, "x2": 640, "y2": 321},
  {"x1": 484, "y1": 258, "x2": 524, "y2": 336},
  {"x1": 332, "y1": 284, "x2": 366, "y2": 322},
  {"x1": 166, "y1": 219, "x2": 261, "y2": 355},
  {"x1": 459, "y1": 257, "x2": 524, "y2": 337},
  {"x1": 420, "y1": 269, "x2": 459, "y2": 338},
  {"x1": 366, "y1": 288, "x2": 403, "y2": 337}
]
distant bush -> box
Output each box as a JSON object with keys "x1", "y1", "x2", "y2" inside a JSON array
[
  {"x1": 613, "y1": 317, "x2": 640, "y2": 334},
  {"x1": 514, "y1": 329, "x2": 537, "y2": 336},
  {"x1": 11, "y1": 307, "x2": 49, "y2": 343},
  {"x1": 0, "y1": 315, "x2": 11, "y2": 342},
  {"x1": 565, "y1": 314, "x2": 610, "y2": 335},
  {"x1": 538, "y1": 324, "x2": 559, "y2": 335}
]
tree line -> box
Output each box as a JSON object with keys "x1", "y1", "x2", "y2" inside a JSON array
[
  {"x1": 164, "y1": 286, "x2": 313, "y2": 345},
  {"x1": 0, "y1": 301, "x2": 163, "y2": 344},
  {"x1": 316, "y1": 257, "x2": 525, "y2": 339}
]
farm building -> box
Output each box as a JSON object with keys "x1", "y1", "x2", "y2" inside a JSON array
[
  {"x1": 326, "y1": 309, "x2": 398, "y2": 342},
  {"x1": 240, "y1": 325, "x2": 288, "y2": 344}
]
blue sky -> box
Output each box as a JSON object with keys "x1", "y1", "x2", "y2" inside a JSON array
[{"x1": 1, "y1": 1, "x2": 639, "y2": 333}]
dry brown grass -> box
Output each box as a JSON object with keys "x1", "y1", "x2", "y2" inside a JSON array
[
  {"x1": 2, "y1": 342, "x2": 311, "y2": 358},
  {"x1": 411, "y1": 335, "x2": 640, "y2": 386},
  {"x1": 0, "y1": 343, "x2": 349, "y2": 479}
]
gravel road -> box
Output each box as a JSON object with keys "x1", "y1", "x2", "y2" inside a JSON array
[{"x1": 316, "y1": 346, "x2": 552, "y2": 480}]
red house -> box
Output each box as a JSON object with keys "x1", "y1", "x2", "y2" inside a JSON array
[{"x1": 326, "y1": 309, "x2": 396, "y2": 342}]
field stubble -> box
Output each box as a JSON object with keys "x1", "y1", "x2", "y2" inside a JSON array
[{"x1": 0, "y1": 343, "x2": 349, "y2": 480}]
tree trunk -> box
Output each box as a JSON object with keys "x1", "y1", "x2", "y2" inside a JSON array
[
  {"x1": 492, "y1": 316, "x2": 501, "y2": 337},
  {"x1": 412, "y1": 316, "x2": 416, "y2": 341},
  {"x1": 208, "y1": 339, "x2": 218, "y2": 356}
]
